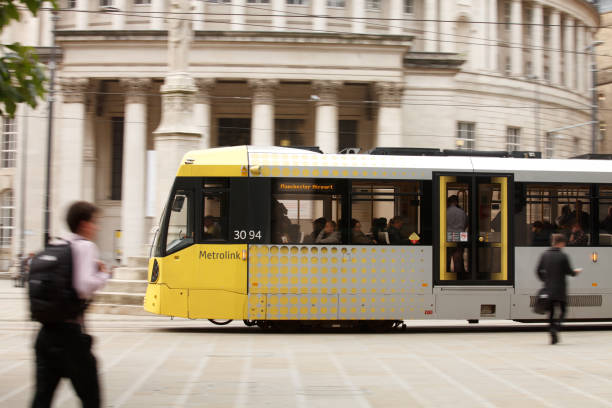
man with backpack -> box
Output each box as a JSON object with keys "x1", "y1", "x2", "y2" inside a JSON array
[
  {"x1": 536, "y1": 233, "x2": 581, "y2": 345},
  {"x1": 30, "y1": 201, "x2": 111, "y2": 408}
]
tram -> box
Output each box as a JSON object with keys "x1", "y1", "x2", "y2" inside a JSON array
[{"x1": 144, "y1": 146, "x2": 612, "y2": 328}]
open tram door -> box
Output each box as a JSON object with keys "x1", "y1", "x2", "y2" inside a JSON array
[{"x1": 436, "y1": 174, "x2": 513, "y2": 285}]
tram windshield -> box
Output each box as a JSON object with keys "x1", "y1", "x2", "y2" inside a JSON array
[{"x1": 165, "y1": 189, "x2": 194, "y2": 253}]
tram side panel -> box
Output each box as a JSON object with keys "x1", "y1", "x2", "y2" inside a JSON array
[{"x1": 512, "y1": 247, "x2": 612, "y2": 320}]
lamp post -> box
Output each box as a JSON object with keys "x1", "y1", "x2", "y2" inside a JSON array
[
  {"x1": 586, "y1": 40, "x2": 603, "y2": 155},
  {"x1": 44, "y1": 10, "x2": 59, "y2": 246}
]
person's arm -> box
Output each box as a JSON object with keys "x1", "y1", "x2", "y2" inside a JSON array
[
  {"x1": 536, "y1": 255, "x2": 545, "y2": 281},
  {"x1": 319, "y1": 231, "x2": 340, "y2": 244},
  {"x1": 72, "y1": 241, "x2": 110, "y2": 300},
  {"x1": 563, "y1": 253, "x2": 577, "y2": 277}
]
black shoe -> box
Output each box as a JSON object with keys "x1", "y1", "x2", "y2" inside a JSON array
[{"x1": 550, "y1": 332, "x2": 559, "y2": 345}]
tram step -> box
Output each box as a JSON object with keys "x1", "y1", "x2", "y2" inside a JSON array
[
  {"x1": 113, "y1": 267, "x2": 148, "y2": 281},
  {"x1": 104, "y1": 279, "x2": 148, "y2": 293},
  {"x1": 87, "y1": 303, "x2": 151, "y2": 316},
  {"x1": 93, "y1": 292, "x2": 144, "y2": 306},
  {"x1": 127, "y1": 256, "x2": 149, "y2": 268}
]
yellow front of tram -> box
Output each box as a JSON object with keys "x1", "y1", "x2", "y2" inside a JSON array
[{"x1": 144, "y1": 146, "x2": 251, "y2": 319}]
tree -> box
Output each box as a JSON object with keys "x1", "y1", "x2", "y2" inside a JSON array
[{"x1": 0, "y1": 0, "x2": 57, "y2": 117}]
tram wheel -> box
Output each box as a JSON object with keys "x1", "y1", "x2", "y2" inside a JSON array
[{"x1": 208, "y1": 319, "x2": 233, "y2": 325}]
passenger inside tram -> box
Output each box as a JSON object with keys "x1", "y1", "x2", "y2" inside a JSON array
[
  {"x1": 203, "y1": 215, "x2": 222, "y2": 239},
  {"x1": 351, "y1": 219, "x2": 376, "y2": 244},
  {"x1": 568, "y1": 222, "x2": 588, "y2": 246},
  {"x1": 303, "y1": 217, "x2": 326, "y2": 244},
  {"x1": 315, "y1": 220, "x2": 341, "y2": 244}
]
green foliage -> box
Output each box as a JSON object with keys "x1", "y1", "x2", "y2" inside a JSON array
[{"x1": 0, "y1": 0, "x2": 57, "y2": 117}]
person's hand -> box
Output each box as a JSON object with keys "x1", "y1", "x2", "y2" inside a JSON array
[
  {"x1": 574, "y1": 268, "x2": 583, "y2": 274},
  {"x1": 97, "y1": 260, "x2": 109, "y2": 275}
]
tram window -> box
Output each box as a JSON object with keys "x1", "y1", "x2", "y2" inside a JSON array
[
  {"x1": 272, "y1": 179, "x2": 344, "y2": 244},
  {"x1": 203, "y1": 180, "x2": 228, "y2": 242},
  {"x1": 515, "y1": 183, "x2": 592, "y2": 246},
  {"x1": 598, "y1": 186, "x2": 612, "y2": 246},
  {"x1": 351, "y1": 181, "x2": 427, "y2": 245},
  {"x1": 165, "y1": 190, "x2": 194, "y2": 254}
]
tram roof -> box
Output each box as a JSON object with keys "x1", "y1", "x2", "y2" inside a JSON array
[{"x1": 179, "y1": 146, "x2": 612, "y2": 183}]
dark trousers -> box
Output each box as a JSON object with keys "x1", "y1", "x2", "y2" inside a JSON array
[
  {"x1": 31, "y1": 323, "x2": 100, "y2": 408},
  {"x1": 548, "y1": 300, "x2": 567, "y2": 334}
]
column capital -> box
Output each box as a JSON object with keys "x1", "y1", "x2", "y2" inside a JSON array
[
  {"x1": 375, "y1": 82, "x2": 404, "y2": 108},
  {"x1": 195, "y1": 78, "x2": 215, "y2": 103},
  {"x1": 312, "y1": 80, "x2": 342, "y2": 106},
  {"x1": 60, "y1": 77, "x2": 90, "y2": 104},
  {"x1": 120, "y1": 78, "x2": 152, "y2": 105},
  {"x1": 248, "y1": 79, "x2": 279, "y2": 105}
]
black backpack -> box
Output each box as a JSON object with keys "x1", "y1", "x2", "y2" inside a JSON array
[{"x1": 28, "y1": 240, "x2": 85, "y2": 324}]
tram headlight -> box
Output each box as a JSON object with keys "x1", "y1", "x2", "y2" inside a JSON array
[{"x1": 151, "y1": 259, "x2": 160, "y2": 283}]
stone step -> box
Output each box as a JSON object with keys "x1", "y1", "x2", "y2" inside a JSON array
[
  {"x1": 113, "y1": 267, "x2": 148, "y2": 281},
  {"x1": 127, "y1": 256, "x2": 149, "y2": 268},
  {"x1": 87, "y1": 303, "x2": 152, "y2": 316},
  {"x1": 104, "y1": 279, "x2": 148, "y2": 293},
  {"x1": 94, "y1": 292, "x2": 144, "y2": 306}
]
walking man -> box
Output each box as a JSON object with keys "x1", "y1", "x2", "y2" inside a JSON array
[
  {"x1": 32, "y1": 201, "x2": 111, "y2": 407},
  {"x1": 536, "y1": 233, "x2": 581, "y2": 345}
]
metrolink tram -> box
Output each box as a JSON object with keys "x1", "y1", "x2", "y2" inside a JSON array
[{"x1": 144, "y1": 146, "x2": 612, "y2": 328}]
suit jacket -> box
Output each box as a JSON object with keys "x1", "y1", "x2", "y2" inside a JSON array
[{"x1": 536, "y1": 247, "x2": 576, "y2": 302}]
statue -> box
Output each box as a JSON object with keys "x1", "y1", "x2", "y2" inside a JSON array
[{"x1": 168, "y1": 0, "x2": 193, "y2": 72}]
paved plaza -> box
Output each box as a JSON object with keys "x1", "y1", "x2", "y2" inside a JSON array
[{"x1": 2, "y1": 280, "x2": 612, "y2": 407}]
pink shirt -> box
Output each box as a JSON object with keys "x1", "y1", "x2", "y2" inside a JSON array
[{"x1": 66, "y1": 233, "x2": 109, "y2": 300}]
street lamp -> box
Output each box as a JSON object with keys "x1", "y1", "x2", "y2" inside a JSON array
[{"x1": 586, "y1": 40, "x2": 604, "y2": 154}]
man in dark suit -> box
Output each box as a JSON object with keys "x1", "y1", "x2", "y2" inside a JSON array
[{"x1": 536, "y1": 233, "x2": 581, "y2": 344}]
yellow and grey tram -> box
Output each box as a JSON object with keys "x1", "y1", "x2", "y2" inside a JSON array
[{"x1": 144, "y1": 146, "x2": 612, "y2": 327}]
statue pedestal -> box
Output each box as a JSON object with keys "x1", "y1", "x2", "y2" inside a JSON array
[{"x1": 153, "y1": 72, "x2": 201, "y2": 220}]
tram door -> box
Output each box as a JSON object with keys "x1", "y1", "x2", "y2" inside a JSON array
[{"x1": 438, "y1": 174, "x2": 511, "y2": 283}]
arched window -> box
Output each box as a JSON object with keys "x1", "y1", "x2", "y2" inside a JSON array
[{"x1": 0, "y1": 190, "x2": 14, "y2": 248}]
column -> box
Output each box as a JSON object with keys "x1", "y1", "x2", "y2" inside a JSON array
[
  {"x1": 313, "y1": 80, "x2": 341, "y2": 153},
  {"x1": 576, "y1": 22, "x2": 585, "y2": 93},
  {"x1": 586, "y1": 29, "x2": 594, "y2": 92},
  {"x1": 151, "y1": 0, "x2": 165, "y2": 30},
  {"x1": 76, "y1": 0, "x2": 89, "y2": 30},
  {"x1": 388, "y1": 0, "x2": 402, "y2": 35},
  {"x1": 193, "y1": 0, "x2": 205, "y2": 31},
  {"x1": 375, "y1": 82, "x2": 404, "y2": 147},
  {"x1": 510, "y1": 0, "x2": 523, "y2": 76},
  {"x1": 488, "y1": 0, "x2": 498, "y2": 71},
  {"x1": 249, "y1": 79, "x2": 279, "y2": 146},
  {"x1": 312, "y1": 0, "x2": 327, "y2": 32},
  {"x1": 57, "y1": 78, "x2": 89, "y2": 231},
  {"x1": 564, "y1": 16, "x2": 575, "y2": 89},
  {"x1": 550, "y1": 10, "x2": 561, "y2": 85},
  {"x1": 113, "y1": 0, "x2": 127, "y2": 30},
  {"x1": 531, "y1": 2, "x2": 543, "y2": 80},
  {"x1": 439, "y1": 0, "x2": 455, "y2": 53},
  {"x1": 272, "y1": 0, "x2": 286, "y2": 31},
  {"x1": 195, "y1": 79, "x2": 215, "y2": 149},
  {"x1": 83, "y1": 87, "x2": 96, "y2": 203},
  {"x1": 352, "y1": 0, "x2": 365, "y2": 34},
  {"x1": 232, "y1": 0, "x2": 246, "y2": 30},
  {"x1": 423, "y1": 0, "x2": 437, "y2": 52},
  {"x1": 120, "y1": 78, "x2": 150, "y2": 261}
]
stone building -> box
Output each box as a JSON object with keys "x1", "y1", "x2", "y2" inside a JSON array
[
  {"x1": 597, "y1": 0, "x2": 612, "y2": 154},
  {"x1": 0, "y1": 0, "x2": 600, "y2": 264}
]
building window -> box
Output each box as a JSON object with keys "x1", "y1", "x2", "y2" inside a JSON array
[
  {"x1": 134, "y1": 0, "x2": 151, "y2": 4},
  {"x1": 207, "y1": 0, "x2": 232, "y2": 2},
  {"x1": 545, "y1": 132, "x2": 554, "y2": 158},
  {"x1": 275, "y1": 119, "x2": 305, "y2": 147},
  {"x1": 403, "y1": 0, "x2": 413, "y2": 14},
  {"x1": 1, "y1": 117, "x2": 17, "y2": 169},
  {"x1": 600, "y1": 121, "x2": 607, "y2": 141},
  {"x1": 66, "y1": 0, "x2": 77, "y2": 8},
  {"x1": 327, "y1": 0, "x2": 345, "y2": 7},
  {"x1": 111, "y1": 118, "x2": 123, "y2": 201},
  {"x1": 525, "y1": 8, "x2": 532, "y2": 38},
  {"x1": 544, "y1": 66, "x2": 550, "y2": 82},
  {"x1": 456, "y1": 122, "x2": 475, "y2": 150},
  {"x1": 0, "y1": 190, "x2": 13, "y2": 249},
  {"x1": 247, "y1": 0, "x2": 270, "y2": 3},
  {"x1": 218, "y1": 118, "x2": 251, "y2": 146},
  {"x1": 505, "y1": 56, "x2": 511, "y2": 76},
  {"x1": 339, "y1": 120, "x2": 358, "y2": 151},
  {"x1": 525, "y1": 61, "x2": 532, "y2": 77},
  {"x1": 100, "y1": 0, "x2": 114, "y2": 7},
  {"x1": 287, "y1": 0, "x2": 306, "y2": 4},
  {"x1": 506, "y1": 127, "x2": 520, "y2": 152},
  {"x1": 366, "y1": 0, "x2": 380, "y2": 10},
  {"x1": 543, "y1": 14, "x2": 550, "y2": 44},
  {"x1": 504, "y1": 1, "x2": 511, "y2": 30}
]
